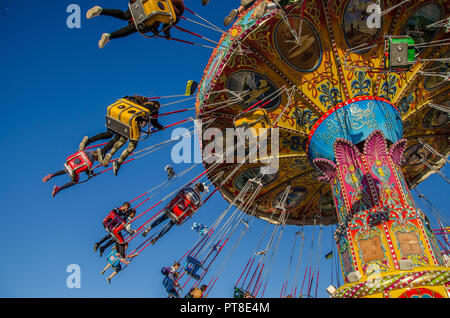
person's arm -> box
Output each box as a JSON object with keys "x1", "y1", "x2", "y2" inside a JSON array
[
  {"x1": 125, "y1": 218, "x2": 136, "y2": 235},
  {"x1": 162, "y1": 23, "x2": 171, "y2": 39},
  {"x1": 149, "y1": 109, "x2": 164, "y2": 130},
  {"x1": 150, "y1": 117, "x2": 164, "y2": 130},
  {"x1": 143, "y1": 103, "x2": 164, "y2": 130}
]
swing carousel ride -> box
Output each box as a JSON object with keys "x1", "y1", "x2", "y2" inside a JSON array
[
  {"x1": 194, "y1": 0, "x2": 450, "y2": 298},
  {"x1": 47, "y1": 0, "x2": 450, "y2": 298}
]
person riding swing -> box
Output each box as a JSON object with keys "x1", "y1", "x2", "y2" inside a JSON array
[
  {"x1": 42, "y1": 150, "x2": 98, "y2": 197},
  {"x1": 141, "y1": 183, "x2": 207, "y2": 243},
  {"x1": 86, "y1": 0, "x2": 185, "y2": 49}
]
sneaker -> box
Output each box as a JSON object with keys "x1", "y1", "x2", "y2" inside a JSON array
[
  {"x1": 99, "y1": 247, "x2": 105, "y2": 257},
  {"x1": 42, "y1": 174, "x2": 53, "y2": 183},
  {"x1": 102, "y1": 153, "x2": 112, "y2": 167},
  {"x1": 224, "y1": 9, "x2": 238, "y2": 26},
  {"x1": 254, "y1": 1, "x2": 267, "y2": 19},
  {"x1": 142, "y1": 229, "x2": 149, "y2": 237},
  {"x1": 98, "y1": 33, "x2": 111, "y2": 49},
  {"x1": 79, "y1": 136, "x2": 89, "y2": 150},
  {"x1": 201, "y1": 0, "x2": 209, "y2": 5},
  {"x1": 150, "y1": 238, "x2": 158, "y2": 245},
  {"x1": 96, "y1": 148, "x2": 103, "y2": 163},
  {"x1": 107, "y1": 277, "x2": 111, "y2": 284},
  {"x1": 94, "y1": 243, "x2": 99, "y2": 252},
  {"x1": 86, "y1": 6, "x2": 103, "y2": 19},
  {"x1": 112, "y1": 161, "x2": 120, "y2": 176},
  {"x1": 51, "y1": 186, "x2": 60, "y2": 198},
  {"x1": 241, "y1": 0, "x2": 254, "y2": 7}
]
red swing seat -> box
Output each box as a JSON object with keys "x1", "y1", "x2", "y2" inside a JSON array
[
  {"x1": 102, "y1": 210, "x2": 126, "y2": 244},
  {"x1": 164, "y1": 187, "x2": 202, "y2": 225},
  {"x1": 64, "y1": 151, "x2": 94, "y2": 183}
]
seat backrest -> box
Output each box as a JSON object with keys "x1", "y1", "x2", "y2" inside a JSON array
[
  {"x1": 107, "y1": 251, "x2": 121, "y2": 267},
  {"x1": 103, "y1": 211, "x2": 125, "y2": 232},
  {"x1": 163, "y1": 276, "x2": 174, "y2": 290}
]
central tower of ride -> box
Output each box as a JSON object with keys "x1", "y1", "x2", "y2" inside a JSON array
[{"x1": 308, "y1": 97, "x2": 449, "y2": 298}]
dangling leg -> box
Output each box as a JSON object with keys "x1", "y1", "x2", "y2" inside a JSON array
[
  {"x1": 113, "y1": 140, "x2": 137, "y2": 176},
  {"x1": 101, "y1": 263, "x2": 111, "y2": 275},
  {"x1": 95, "y1": 234, "x2": 111, "y2": 252},
  {"x1": 151, "y1": 220, "x2": 176, "y2": 244},
  {"x1": 52, "y1": 180, "x2": 76, "y2": 198},
  {"x1": 80, "y1": 130, "x2": 114, "y2": 151},
  {"x1": 102, "y1": 135, "x2": 127, "y2": 167},
  {"x1": 115, "y1": 241, "x2": 127, "y2": 259},
  {"x1": 99, "y1": 238, "x2": 115, "y2": 257},
  {"x1": 119, "y1": 139, "x2": 138, "y2": 164},
  {"x1": 87, "y1": 6, "x2": 136, "y2": 48},
  {"x1": 42, "y1": 169, "x2": 66, "y2": 183},
  {"x1": 142, "y1": 213, "x2": 169, "y2": 237},
  {"x1": 87, "y1": 6, "x2": 133, "y2": 20},
  {"x1": 98, "y1": 133, "x2": 121, "y2": 164},
  {"x1": 100, "y1": 9, "x2": 132, "y2": 20},
  {"x1": 107, "y1": 270, "x2": 119, "y2": 284},
  {"x1": 99, "y1": 22, "x2": 138, "y2": 49}
]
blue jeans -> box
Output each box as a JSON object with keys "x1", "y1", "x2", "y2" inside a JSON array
[{"x1": 150, "y1": 213, "x2": 175, "y2": 240}]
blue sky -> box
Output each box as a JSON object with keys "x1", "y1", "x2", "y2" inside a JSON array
[{"x1": 0, "y1": 0, "x2": 448, "y2": 299}]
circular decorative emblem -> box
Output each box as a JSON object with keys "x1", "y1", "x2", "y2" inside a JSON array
[
  {"x1": 274, "y1": 17, "x2": 322, "y2": 72},
  {"x1": 422, "y1": 106, "x2": 449, "y2": 129},
  {"x1": 401, "y1": 2, "x2": 444, "y2": 55},
  {"x1": 226, "y1": 71, "x2": 281, "y2": 111},
  {"x1": 343, "y1": 0, "x2": 381, "y2": 53},
  {"x1": 404, "y1": 144, "x2": 432, "y2": 166}
]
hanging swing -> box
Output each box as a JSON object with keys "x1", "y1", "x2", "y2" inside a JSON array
[
  {"x1": 184, "y1": 255, "x2": 204, "y2": 280},
  {"x1": 129, "y1": 0, "x2": 177, "y2": 37},
  {"x1": 164, "y1": 186, "x2": 202, "y2": 225},
  {"x1": 102, "y1": 210, "x2": 127, "y2": 244},
  {"x1": 106, "y1": 98, "x2": 156, "y2": 142},
  {"x1": 64, "y1": 150, "x2": 95, "y2": 183}
]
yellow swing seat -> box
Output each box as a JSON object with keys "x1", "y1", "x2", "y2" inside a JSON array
[
  {"x1": 129, "y1": 0, "x2": 177, "y2": 33},
  {"x1": 106, "y1": 98, "x2": 152, "y2": 141}
]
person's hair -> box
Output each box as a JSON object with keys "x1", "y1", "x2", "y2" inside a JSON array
[
  {"x1": 173, "y1": 261, "x2": 180, "y2": 267},
  {"x1": 133, "y1": 95, "x2": 148, "y2": 104},
  {"x1": 195, "y1": 183, "x2": 205, "y2": 193},
  {"x1": 200, "y1": 284, "x2": 207, "y2": 291},
  {"x1": 123, "y1": 202, "x2": 131, "y2": 208},
  {"x1": 151, "y1": 100, "x2": 161, "y2": 109}
]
